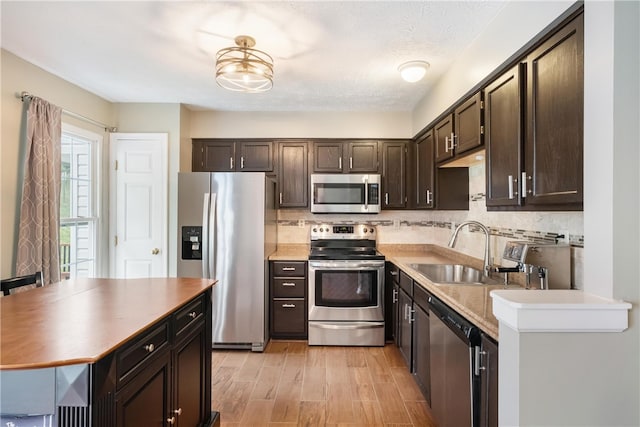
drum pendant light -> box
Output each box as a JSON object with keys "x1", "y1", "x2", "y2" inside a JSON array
[{"x1": 216, "y1": 35, "x2": 274, "y2": 93}]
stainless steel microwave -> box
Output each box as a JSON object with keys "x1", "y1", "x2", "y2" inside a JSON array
[{"x1": 310, "y1": 174, "x2": 381, "y2": 213}]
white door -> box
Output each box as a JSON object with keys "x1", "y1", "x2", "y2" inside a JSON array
[{"x1": 110, "y1": 133, "x2": 168, "y2": 278}]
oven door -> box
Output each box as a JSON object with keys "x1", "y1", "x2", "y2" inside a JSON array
[{"x1": 308, "y1": 260, "x2": 385, "y2": 321}]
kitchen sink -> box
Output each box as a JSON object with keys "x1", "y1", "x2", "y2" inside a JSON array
[{"x1": 409, "y1": 263, "x2": 499, "y2": 285}]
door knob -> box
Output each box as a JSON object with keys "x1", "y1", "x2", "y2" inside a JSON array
[{"x1": 151, "y1": 248, "x2": 160, "y2": 255}]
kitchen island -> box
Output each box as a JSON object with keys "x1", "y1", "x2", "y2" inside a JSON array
[{"x1": 0, "y1": 277, "x2": 219, "y2": 427}]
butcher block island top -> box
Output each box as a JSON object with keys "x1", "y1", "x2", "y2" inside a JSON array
[{"x1": 0, "y1": 277, "x2": 215, "y2": 370}]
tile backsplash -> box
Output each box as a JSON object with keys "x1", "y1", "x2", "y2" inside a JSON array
[{"x1": 277, "y1": 162, "x2": 584, "y2": 289}]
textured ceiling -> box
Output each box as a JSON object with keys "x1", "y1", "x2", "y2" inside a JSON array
[{"x1": 1, "y1": 1, "x2": 507, "y2": 112}]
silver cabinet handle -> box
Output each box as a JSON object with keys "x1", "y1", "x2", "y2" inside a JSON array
[
  {"x1": 392, "y1": 288, "x2": 398, "y2": 303},
  {"x1": 240, "y1": 156, "x2": 245, "y2": 169},
  {"x1": 521, "y1": 172, "x2": 529, "y2": 198},
  {"x1": 426, "y1": 189, "x2": 433, "y2": 205},
  {"x1": 385, "y1": 193, "x2": 389, "y2": 205},
  {"x1": 188, "y1": 311, "x2": 197, "y2": 319},
  {"x1": 230, "y1": 157, "x2": 234, "y2": 169},
  {"x1": 450, "y1": 132, "x2": 457, "y2": 150},
  {"x1": 282, "y1": 267, "x2": 296, "y2": 271},
  {"x1": 339, "y1": 157, "x2": 342, "y2": 170},
  {"x1": 445, "y1": 136, "x2": 450, "y2": 153},
  {"x1": 390, "y1": 271, "x2": 398, "y2": 276},
  {"x1": 279, "y1": 192, "x2": 283, "y2": 205},
  {"x1": 474, "y1": 346, "x2": 487, "y2": 376},
  {"x1": 282, "y1": 282, "x2": 296, "y2": 287},
  {"x1": 144, "y1": 343, "x2": 155, "y2": 353},
  {"x1": 350, "y1": 157, "x2": 353, "y2": 170},
  {"x1": 282, "y1": 304, "x2": 296, "y2": 308}
]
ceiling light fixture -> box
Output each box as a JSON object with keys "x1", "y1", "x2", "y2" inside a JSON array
[
  {"x1": 398, "y1": 60, "x2": 430, "y2": 83},
  {"x1": 216, "y1": 35, "x2": 274, "y2": 93}
]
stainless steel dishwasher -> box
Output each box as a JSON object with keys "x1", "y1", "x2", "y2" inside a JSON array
[{"x1": 428, "y1": 294, "x2": 480, "y2": 427}]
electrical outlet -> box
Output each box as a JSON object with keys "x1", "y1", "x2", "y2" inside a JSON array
[
  {"x1": 298, "y1": 219, "x2": 305, "y2": 228},
  {"x1": 393, "y1": 219, "x2": 400, "y2": 230}
]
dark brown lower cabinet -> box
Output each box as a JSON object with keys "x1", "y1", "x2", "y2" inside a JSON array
[
  {"x1": 270, "y1": 261, "x2": 307, "y2": 339},
  {"x1": 412, "y1": 285, "x2": 430, "y2": 403},
  {"x1": 479, "y1": 333, "x2": 498, "y2": 427},
  {"x1": 397, "y1": 288, "x2": 413, "y2": 369}
]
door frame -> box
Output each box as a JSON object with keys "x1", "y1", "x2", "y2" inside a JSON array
[{"x1": 109, "y1": 132, "x2": 168, "y2": 278}]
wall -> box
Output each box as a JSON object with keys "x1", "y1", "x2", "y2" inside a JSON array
[
  {"x1": 190, "y1": 110, "x2": 412, "y2": 139},
  {"x1": 0, "y1": 49, "x2": 114, "y2": 278}
]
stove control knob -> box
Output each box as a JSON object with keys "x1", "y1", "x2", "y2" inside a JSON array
[
  {"x1": 363, "y1": 228, "x2": 367, "y2": 233},
  {"x1": 312, "y1": 228, "x2": 317, "y2": 232},
  {"x1": 370, "y1": 228, "x2": 375, "y2": 233},
  {"x1": 319, "y1": 227, "x2": 324, "y2": 232}
]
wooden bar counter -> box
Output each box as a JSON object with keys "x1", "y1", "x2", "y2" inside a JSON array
[{"x1": 0, "y1": 277, "x2": 220, "y2": 427}]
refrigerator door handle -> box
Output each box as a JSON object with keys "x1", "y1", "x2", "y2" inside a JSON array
[
  {"x1": 208, "y1": 193, "x2": 217, "y2": 279},
  {"x1": 201, "y1": 193, "x2": 210, "y2": 278}
]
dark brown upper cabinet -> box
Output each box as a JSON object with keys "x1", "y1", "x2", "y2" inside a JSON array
[
  {"x1": 414, "y1": 131, "x2": 435, "y2": 209},
  {"x1": 192, "y1": 139, "x2": 273, "y2": 172},
  {"x1": 523, "y1": 13, "x2": 583, "y2": 208},
  {"x1": 485, "y1": 64, "x2": 523, "y2": 208},
  {"x1": 434, "y1": 92, "x2": 484, "y2": 164},
  {"x1": 381, "y1": 141, "x2": 408, "y2": 209},
  {"x1": 278, "y1": 141, "x2": 308, "y2": 208},
  {"x1": 312, "y1": 140, "x2": 379, "y2": 173}
]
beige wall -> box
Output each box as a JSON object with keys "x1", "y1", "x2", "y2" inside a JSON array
[{"x1": 0, "y1": 49, "x2": 114, "y2": 278}]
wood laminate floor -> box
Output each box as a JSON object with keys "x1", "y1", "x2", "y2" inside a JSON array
[{"x1": 212, "y1": 340, "x2": 437, "y2": 427}]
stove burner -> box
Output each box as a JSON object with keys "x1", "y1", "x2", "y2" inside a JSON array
[{"x1": 309, "y1": 223, "x2": 384, "y2": 261}]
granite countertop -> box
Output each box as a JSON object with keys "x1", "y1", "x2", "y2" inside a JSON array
[
  {"x1": 269, "y1": 243, "x2": 519, "y2": 341},
  {"x1": 379, "y1": 244, "x2": 522, "y2": 341}
]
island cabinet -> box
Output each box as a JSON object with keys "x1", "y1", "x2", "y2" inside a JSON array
[
  {"x1": 270, "y1": 261, "x2": 307, "y2": 338},
  {"x1": 381, "y1": 141, "x2": 408, "y2": 209},
  {"x1": 312, "y1": 140, "x2": 379, "y2": 173},
  {"x1": 486, "y1": 13, "x2": 583, "y2": 210},
  {"x1": 192, "y1": 139, "x2": 273, "y2": 172},
  {"x1": 277, "y1": 141, "x2": 308, "y2": 208},
  {"x1": 434, "y1": 92, "x2": 484, "y2": 164},
  {"x1": 0, "y1": 278, "x2": 218, "y2": 427}
]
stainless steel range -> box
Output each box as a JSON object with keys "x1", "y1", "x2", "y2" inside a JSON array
[{"x1": 308, "y1": 224, "x2": 385, "y2": 346}]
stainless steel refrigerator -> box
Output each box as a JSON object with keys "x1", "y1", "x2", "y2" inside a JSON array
[{"x1": 177, "y1": 172, "x2": 277, "y2": 351}]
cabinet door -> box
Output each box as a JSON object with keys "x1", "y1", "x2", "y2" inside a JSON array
[
  {"x1": 271, "y1": 299, "x2": 307, "y2": 336},
  {"x1": 454, "y1": 92, "x2": 484, "y2": 155},
  {"x1": 415, "y1": 131, "x2": 435, "y2": 209},
  {"x1": 397, "y1": 288, "x2": 413, "y2": 370},
  {"x1": 116, "y1": 351, "x2": 171, "y2": 427},
  {"x1": 525, "y1": 14, "x2": 583, "y2": 207},
  {"x1": 174, "y1": 326, "x2": 207, "y2": 427},
  {"x1": 479, "y1": 334, "x2": 498, "y2": 427},
  {"x1": 434, "y1": 114, "x2": 454, "y2": 163},
  {"x1": 313, "y1": 142, "x2": 343, "y2": 172},
  {"x1": 381, "y1": 141, "x2": 406, "y2": 209},
  {"x1": 347, "y1": 141, "x2": 379, "y2": 173},
  {"x1": 197, "y1": 141, "x2": 235, "y2": 172},
  {"x1": 278, "y1": 142, "x2": 308, "y2": 208},
  {"x1": 238, "y1": 141, "x2": 273, "y2": 171},
  {"x1": 386, "y1": 263, "x2": 399, "y2": 342},
  {"x1": 412, "y1": 303, "x2": 430, "y2": 402},
  {"x1": 485, "y1": 65, "x2": 523, "y2": 207}
]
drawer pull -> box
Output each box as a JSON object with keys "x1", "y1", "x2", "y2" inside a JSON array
[
  {"x1": 144, "y1": 343, "x2": 155, "y2": 353},
  {"x1": 281, "y1": 267, "x2": 296, "y2": 271},
  {"x1": 281, "y1": 282, "x2": 296, "y2": 287},
  {"x1": 188, "y1": 311, "x2": 197, "y2": 319},
  {"x1": 282, "y1": 304, "x2": 296, "y2": 308}
]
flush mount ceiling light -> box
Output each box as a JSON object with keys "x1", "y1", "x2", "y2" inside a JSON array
[
  {"x1": 216, "y1": 35, "x2": 274, "y2": 93},
  {"x1": 398, "y1": 60, "x2": 430, "y2": 83}
]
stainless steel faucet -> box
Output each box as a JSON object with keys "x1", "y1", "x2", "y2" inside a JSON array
[{"x1": 448, "y1": 220, "x2": 491, "y2": 275}]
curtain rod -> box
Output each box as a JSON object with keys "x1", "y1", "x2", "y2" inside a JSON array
[{"x1": 17, "y1": 91, "x2": 117, "y2": 132}]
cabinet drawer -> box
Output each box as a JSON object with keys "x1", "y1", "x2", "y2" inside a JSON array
[
  {"x1": 117, "y1": 320, "x2": 170, "y2": 384},
  {"x1": 399, "y1": 271, "x2": 413, "y2": 295},
  {"x1": 273, "y1": 278, "x2": 306, "y2": 298},
  {"x1": 175, "y1": 294, "x2": 206, "y2": 339},
  {"x1": 272, "y1": 261, "x2": 306, "y2": 277},
  {"x1": 272, "y1": 299, "x2": 306, "y2": 335},
  {"x1": 413, "y1": 284, "x2": 430, "y2": 312}
]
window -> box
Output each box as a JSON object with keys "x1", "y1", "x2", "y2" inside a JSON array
[{"x1": 60, "y1": 125, "x2": 101, "y2": 279}]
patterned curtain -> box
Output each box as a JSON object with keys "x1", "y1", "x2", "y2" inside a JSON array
[{"x1": 15, "y1": 97, "x2": 62, "y2": 285}]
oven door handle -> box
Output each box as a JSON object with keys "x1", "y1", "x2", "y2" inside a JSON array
[
  {"x1": 309, "y1": 261, "x2": 385, "y2": 270},
  {"x1": 310, "y1": 322, "x2": 384, "y2": 330}
]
